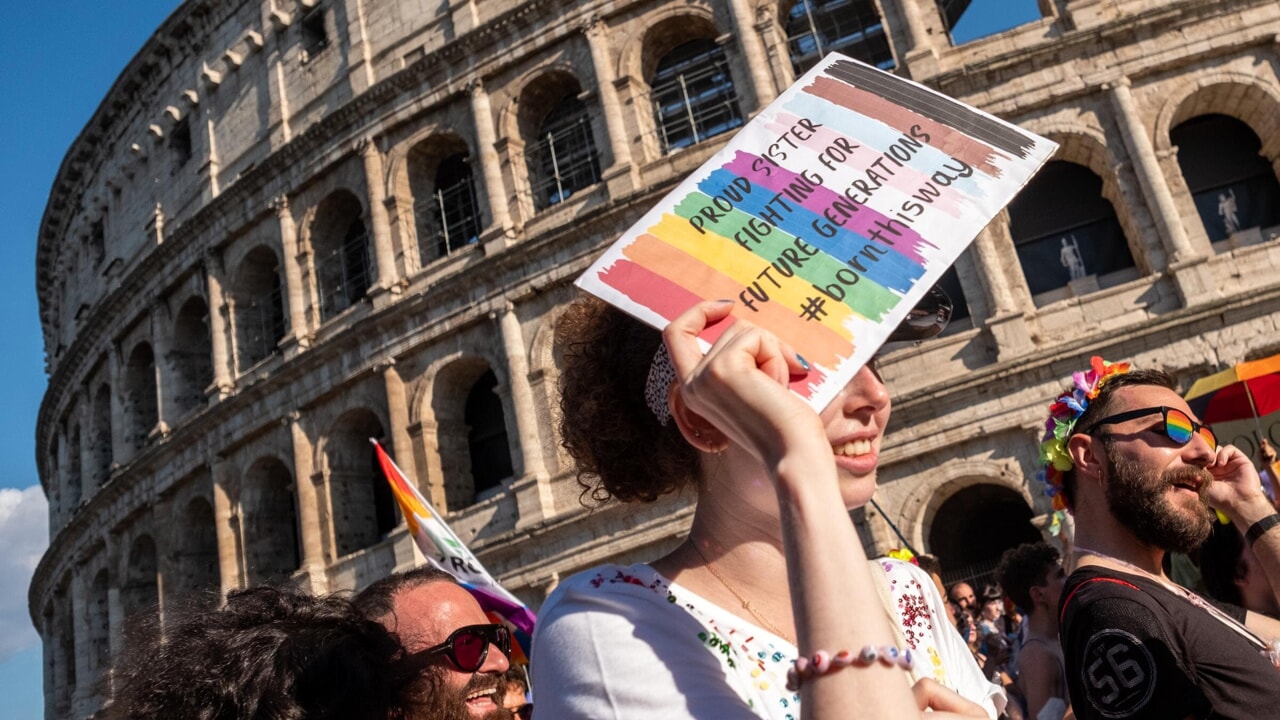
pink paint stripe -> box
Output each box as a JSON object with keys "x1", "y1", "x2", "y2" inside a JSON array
[{"x1": 596, "y1": 258, "x2": 732, "y2": 347}]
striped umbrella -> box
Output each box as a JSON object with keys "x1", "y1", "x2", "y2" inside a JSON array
[{"x1": 1185, "y1": 353, "x2": 1280, "y2": 441}]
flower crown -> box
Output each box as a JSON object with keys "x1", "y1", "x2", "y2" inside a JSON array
[{"x1": 1036, "y1": 356, "x2": 1131, "y2": 510}]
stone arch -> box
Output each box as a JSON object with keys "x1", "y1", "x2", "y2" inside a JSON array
[
  {"x1": 230, "y1": 244, "x2": 287, "y2": 371},
  {"x1": 87, "y1": 569, "x2": 110, "y2": 676},
  {"x1": 169, "y1": 496, "x2": 219, "y2": 605},
  {"x1": 916, "y1": 475, "x2": 1040, "y2": 586},
  {"x1": 242, "y1": 455, "x2": 301, "y2": 584},
  {"x1": 121, "y1": 534, "x2": 159, "y2": 650},
  {"x1": 90, "y1": 383, "x2": 113, "y2": 487},
  {"x1": 425, "y1": 355, "x2": 515, "y2": 510},
  {"x1": 307, "y1": 189, "x2": 371, "y2": 320},
  {"x1": 1152, "y1": 75, "x2": 1280, "y2": 155},
  {"x1": 171, "y1": 295, "x2": 214, "y2": 417},
  {"x1": 515, "y1": 68, "x2": 602, "y2": 211},
  {"x1": 638, "y1": 12, "x2": 745, "y2": 154},
  {"x1": 618, "y1": 4, "x2": 719, "y2": 82},
  {"x1": 398, "y1": 131, "x2": 481, "y2": 263},
  {"x1": 123, "y1": 342, "x2": 158, "y2": 451},
  {"x1": 323, "y1": 408, "x2": 394, "y2": 557}
]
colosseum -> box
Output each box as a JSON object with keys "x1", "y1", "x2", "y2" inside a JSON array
[{"x1": 30, "y1": 0, "x2": 1280, "y2": 715}]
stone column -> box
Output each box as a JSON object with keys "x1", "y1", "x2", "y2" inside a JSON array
[
  {"x1": 898, "y1": 0, "x2": 941, "y2": 77},
  {"x1": 287, "y1": 411, "x2": 329, "y2": 593},
  {"x1": 496, "y1": 304, "x2": 554, "y2": 524},
  {"x1": 107, "y1": 345, "x2": 126, "y2": 468},
  {"x1": 203, "y1": 253, "x2": 235, "y2": 398},
  {"x1": 273, "y1": 196, "x2": 311, "y2": 347},
  {"x1": 210, "y1": 457, "x2": 244, "y2": 595},
  {"x1": 1106, "y1": 78, "x2": 1194, "y2": 263},
  {"x1": 973, "y1": 213, "x2": 1036, "y2": 360},
  {"x1": 149, "y1": 305, "x2": 173, "y2": 438},
  {"x1": 582, "y1": 18, "x2": 640, "y2": 196},
  {"x1": 380, "y1": 359, "x2": 418, "y2": 483},
  {"x1": 68, "y1": 574, "x2": 88, "y2": 710},
  {"x1": 358, "y1": 138, "x2": 400, "y2": 292},
  {"x1": 727, "y1": 0, "x2": 776, "y2": 108},
  {"x1": 469, "y1": 81, "x2": 513, "y2": 244}
]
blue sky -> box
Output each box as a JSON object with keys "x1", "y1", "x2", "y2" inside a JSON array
[{"x1": 0, "y1": 1, "x2": 1039, "y2": 717}]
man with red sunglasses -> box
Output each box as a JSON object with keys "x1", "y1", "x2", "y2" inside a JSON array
[
  {"x1": 1037, "y1": 360, "x2": 1280, "y2": 719},
  {"x1": 357, "y1": 567, "x2": 514, "y2": 720}
]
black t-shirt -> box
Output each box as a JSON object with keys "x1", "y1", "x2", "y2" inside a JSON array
[{"x1": 1059, "y1": 565, "x2": 1280, "y2": 720}]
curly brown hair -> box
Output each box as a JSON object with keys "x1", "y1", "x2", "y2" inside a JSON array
[{"x1": 555, "y1": 295, "x2": 699, "y2": 503}]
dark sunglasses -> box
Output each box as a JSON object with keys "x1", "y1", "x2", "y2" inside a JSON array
[
  {"x1": 1080, "y1": 406, "x2": 1217, "y2": 451},
  {"x1": 418, "y1": 623, "x2": 511, "y2": 672}
]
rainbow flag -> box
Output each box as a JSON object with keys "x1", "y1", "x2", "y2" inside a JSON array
[
  {"x1": 371, "y1": 439, "x2": 535, "y2": 664},
  {"x1": 578, "y1": 53, "x2": 1057, "y2": 411}
]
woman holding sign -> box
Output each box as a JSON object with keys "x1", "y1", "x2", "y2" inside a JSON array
[{"x1": 532, "y1": 295, "x2": 1001, "y2": 719}]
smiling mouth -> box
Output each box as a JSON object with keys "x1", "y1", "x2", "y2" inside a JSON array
[
  {"x1": 835, "y1": 439, "x2": 873, "y2": 457},
  {"x1": 466, "y1": 686, "x2": 498, "y2": 704}
]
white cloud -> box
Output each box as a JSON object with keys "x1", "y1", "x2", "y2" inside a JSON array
[{"x1": 0, "y1": 486, "x2": 48, "y2": 663}]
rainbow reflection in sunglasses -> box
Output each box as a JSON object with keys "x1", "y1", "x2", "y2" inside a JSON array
[
  {"x1": 1080, "y1": 406, "x2": 1217, "y2": 451},
  {"x1": 418, "y1": 624, "x2": 511, "y2": 672}
]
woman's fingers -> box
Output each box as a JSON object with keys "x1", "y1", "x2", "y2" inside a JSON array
[{"x1": 663, "y1": 300, "x2": 734, "y2": 380}]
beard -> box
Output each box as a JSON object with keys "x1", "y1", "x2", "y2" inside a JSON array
[
  {"x1": 1104, "y1": 451, "x2": 1215, "y2": 554},
  {"x1": 411, "y1": 670, "x2": 514, "y2": 720}
]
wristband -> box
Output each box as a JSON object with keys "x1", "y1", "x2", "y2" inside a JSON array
[{"x1": 1245, "y1": 513, "x2": 1280, "y2": 548}]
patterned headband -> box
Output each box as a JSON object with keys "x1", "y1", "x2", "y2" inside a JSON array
[
  {"x1": 645, "y1": 345, "x2": 677, "y2": 426},
  {"x1": 1036, "y1": 356, "x2": 1131, "y2": 510}
]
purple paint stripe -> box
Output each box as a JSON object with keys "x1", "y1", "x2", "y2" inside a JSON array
[{"x1": 722, "y1": 150, "x2": 937, "y2": 263}]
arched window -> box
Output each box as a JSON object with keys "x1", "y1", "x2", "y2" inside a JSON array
[
  {"x1": 1172, "y1": 114, "x2": 1280, "y2": 248},
  {"x1": 171, "y1": 498, "x2": 219, "y2": 605},
  {"x1": 1007, "y1": 161, "x2": 1134, "y2": 300},
  {"x1": 172, "y1": 297, "x2": 214, "y2": 417},
  {"x1": 91, "y1": 384, "x2": 113, "y2": 487},
  {"x1": 466, "y1": 370, "x2": 514, "y2": 497},
  {"x1": 243, "y1": 457, "x2": 301, "y2": 585},
  {"x1": 311, "y1": 191, "x2": 371, "y2": 320},
  {"x1": 431, "y1": 154, "x2": 482, "y2": 258},
  {"x1": 233, "y1": 247, "x2": 287, "y2": 369},
  {"x1": 528, "y1": 95, "x2": 602, "y2": 209},
  {"x1": 651, "y1": 39, "x2": 744, "y2": 153},
  {"x1": 88, "y1": 570, "x2": 110, "y2": 676},
  {"x1": 121, "y1": 535, "x2": 159, "y2": 650},
  {"x1": 785, "y1": 0, "x2": 894, "y2": 75},
  {"x1": 327, "y1": 410, "x2": 396, "y2": 556},
  {"x1": 124, "y1": 344, "x2": 158, "y2": 450}
]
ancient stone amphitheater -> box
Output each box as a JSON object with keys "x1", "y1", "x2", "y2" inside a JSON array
[{"x1": 32, "y1": 0, "x2": 1280, "y2": 715}]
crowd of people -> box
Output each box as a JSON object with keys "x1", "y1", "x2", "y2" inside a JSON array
[{"x1": 96, "y1": 287, "x2": 1280, "y2": 720}]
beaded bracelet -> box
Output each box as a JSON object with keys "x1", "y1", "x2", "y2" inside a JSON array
[{"x1": 785, "y1": 645, "x2": 915, "y2": 691}]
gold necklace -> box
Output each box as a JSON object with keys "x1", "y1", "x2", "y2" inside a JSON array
[{"x1": 689, "y1": 541, "x2": 795, "y2": 644}]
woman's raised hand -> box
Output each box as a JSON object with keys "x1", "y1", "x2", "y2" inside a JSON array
[{"x1": 663, "y1": 301, "x2": 824, "y2": 469}]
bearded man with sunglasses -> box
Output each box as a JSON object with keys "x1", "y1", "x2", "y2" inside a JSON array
[
  {"x1": 1036, "y1": 359, "x2": 1280, "y2": 720},
  {"x1": 357, "y1": 567, "x2": 514, "y2": 720}
]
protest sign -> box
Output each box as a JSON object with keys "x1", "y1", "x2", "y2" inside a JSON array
[{"x1": 577, "y1": 53, "x2": 1058, "y2": 410}]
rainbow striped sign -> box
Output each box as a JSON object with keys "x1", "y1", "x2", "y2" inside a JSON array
[{"x1": 578, "y1": 54, "x2": 1057, "y2": 410}]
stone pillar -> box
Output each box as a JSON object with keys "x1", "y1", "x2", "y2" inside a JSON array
[
  {"x1": 1106, "y1": 78, "x2": 1195, "y2": 263},
  {"x1": 380, "y1": 359, "x2": 418, "y2": 483},
  {"x1": 496, "y1": 304, "x2": 554, "y2": 524},
  {"x1": 149, "y1": 305, "x2": 173, "y2": 438},
  {"x1": 287, "y1": 411, "x2": 329, "y2": 593},
  {"x1": 107, "y1": 345, "x2": 126, "y2": 469},
  {"x1": 973, "y1": 213, "x2": 1036, "y2": 360},
  {"x1": 358, "y1": 138, "x2": 400, "y2": 293},
  {"x1": 898, "y1": 0, "x2": 941, "y2": 77},
  {"x1": 726, "y1": 0, "x2": 776, "y2": 108},
  {"x1": 273, "y1": 196, "x2": 311, "y2": 348},
  {"x1": 203, "y1": 253, "x2": 235, "y2": 398},
  {"x1": 210, "y1": 457, "x2": 244, "y2": 595},
  {"x1": 68, "y1": 575, "x2": 88, "y2": 710},
  {"x1": 582, "y1": 18, "x2": 640, "y2": 197},
  {"x1": 469, "y1": 80, "x2": 513, "y2": 249},
  {"x1": 1105, "y1": 77, "x2": 1213, "y2": 305}
]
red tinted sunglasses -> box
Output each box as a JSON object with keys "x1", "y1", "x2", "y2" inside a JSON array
[{"x1": 419, "y1": 623, "x2": 511, "y2": 672}]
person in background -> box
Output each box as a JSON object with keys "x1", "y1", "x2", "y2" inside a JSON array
[
  {"x1": 1198, "y1": 519, "x2": 1280, "y2": 618},
  {"x1": 997, "y1": 542, "x2": 1072, "y2": 720},
  {"x1": 501, "y1": 667, "x2": 531, "y2": 719},
  {"x1": 916, "y1": 554, "x2": 955, "y2": 628},
  {"x1": 103, "y1": 585, "x2": 477, "y2": 720}
]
